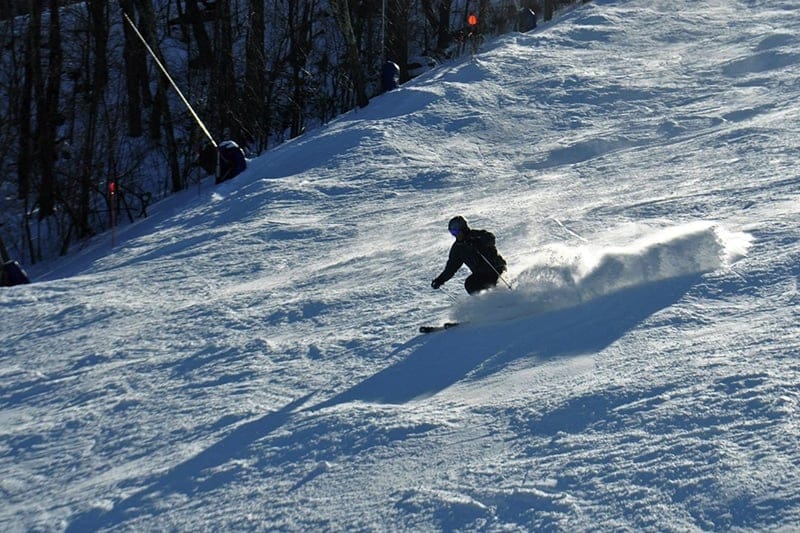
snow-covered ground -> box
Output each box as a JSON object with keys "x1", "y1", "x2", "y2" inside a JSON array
[{"x1": 3, "y1": 0, "x2": 800, "y2": 530}]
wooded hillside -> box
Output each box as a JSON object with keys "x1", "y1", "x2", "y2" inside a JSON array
[{"x1": 0, "y1": 0, "x2": 576, "y2": 264}]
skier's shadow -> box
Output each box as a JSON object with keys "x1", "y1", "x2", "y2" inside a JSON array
[
  {"x1": 314, "y1": 275, "x2": 700, "y2": 407},
  {"x1": 64, "y1": 276, "x2": 699, "y2": 531}
]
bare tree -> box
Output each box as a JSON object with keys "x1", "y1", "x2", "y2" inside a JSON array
[
  {"x1": 209, "y1": 0, "x2": 236, "y2": 140},
  {"x1": 2, "y1": 0, "x2": 568, "y2": 264},
  {"x1": 35, "y1": 0, "x2": 62, "y2": 222},
  {"x1": 287, "y1": 0, "x2": 315, "y2": 138},
  {"x1": 121, "y1": 0, "x2": 151, "y2": 137},
  {"x1": 133, "y1": 0, "x2": 183, "y2": 192},
  {"x1": 384, "y1": 0, "x2": 413, "y2": 82},
  {"x1": 544, "y1": 0, "x2": 554, "y2": 21},
  {"x1": 67, "y1": 0, "x2": 109, "y2": 240},
  {"x1": 421, "y1": 0, "x2": 447, "y2": 52},
  {"x1": 185, "y1": 0, "x2": 214, "y2": 69},
  {"x1": 328, "y1": 0, "x2": 369, "y2": 108},
  {"x1": 244, "y1": 0, "x2": 266, "y2": 146},
  {"x1": 17, "y1": 0, "x2": 40, "y2": 205}
]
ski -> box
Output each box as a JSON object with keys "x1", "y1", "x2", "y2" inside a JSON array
[{"x1": 419, "y1": 322, "x2": 460, "y2": 334}]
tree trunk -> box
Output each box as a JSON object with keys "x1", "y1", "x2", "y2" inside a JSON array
[
  {"x1": 244, "y1": 0, "x2": 265, "y2": 145},
  {"x1": 385, "y1": 0, "x2": 412, "y2": 82},
  {"x1": 437, "y1": 0, "x2": 452, "y2": 53},
  {"x1": 420, "y1": 0, "x2": 452, "y2": 56},
  {"x1": 212, "y1": 0, "x2": 236, "y2": 140},
  {"x1": 329, "y1": 0, "x2": 369, "y2": 108},
  {"x1": 121, "y1": 0, "x2": 145, "y2": 137},
  {"x1": 88, "y1": 0, "x2": 108, "y2": 91},
  {"x1": 545, "y1": 0, "x2": 554, "y2": 21},
  {"x1": 70, "y1": 0, "x2": 109, "y2": 239},
  {"x1": 162, "y1": 100, "x2": 182, "y2": 192},
  {"x1": 288, "y1": 0, "x2": 313, "y2": 138},
  {"x1": 133, "y1": 0, "x2": 183, "y2": 191},
  {"x1": 186, "y1": 0, "x2": 213, "y2": 69},
  {"x1": 0, "y1": 235, "x2": 8, "y2": 263},
  {"x1": 17, "y1": 0, "x2": 40, "y2": 201},
  {"x1": 131, "y1": 0, "x2": 165, "y2": 141},
  {"x1": 36, "y1": 0, "x2": 62, "y2": 221}
]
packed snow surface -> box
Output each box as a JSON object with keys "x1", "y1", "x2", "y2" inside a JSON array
[{"x1": 3, "y1": 0, "x2": 800, "y2": 531}]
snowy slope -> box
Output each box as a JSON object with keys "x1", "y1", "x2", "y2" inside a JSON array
[{"x1": 3, "y1": 0, "x2": 800, "y2": 530}]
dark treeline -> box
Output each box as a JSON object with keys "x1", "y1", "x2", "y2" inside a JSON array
[{"x1": 0, "y1": 0, "x2": 579, "y2": 265}]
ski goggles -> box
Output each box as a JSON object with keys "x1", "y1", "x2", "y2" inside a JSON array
[{"x1": 449, "y1": 228, "x2": 461, "y2": 236}]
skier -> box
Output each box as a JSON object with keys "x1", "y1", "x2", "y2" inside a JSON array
[{"x1": 431, "y1": 216, "x2": 507, "y2": 295}]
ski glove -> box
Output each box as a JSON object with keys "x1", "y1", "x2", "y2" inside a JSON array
[{"x1": 431, "y1": 278, "x2": 443, "y2": 289}]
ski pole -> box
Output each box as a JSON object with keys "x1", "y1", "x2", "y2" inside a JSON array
[{"x1": 476, "y1": 250, "x2": 513, "y2": 290}]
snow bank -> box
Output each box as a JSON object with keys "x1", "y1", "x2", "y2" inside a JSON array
[{"x1": 454, "y1": 222, "x2": 751, "y2": 324}]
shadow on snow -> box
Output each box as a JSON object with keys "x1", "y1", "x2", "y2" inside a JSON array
[
  {"x1": 315, "y1": 274, "x2": 701, "y2": 406},
  {"x1": 66, "y1": 392, "x2": 315, "y2": 532},
  {"x1": 66, "y1": 275, "x2": 699, "y2": 531}
]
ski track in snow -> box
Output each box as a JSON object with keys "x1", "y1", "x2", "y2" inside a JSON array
[{"x1": 3, "y1": 0, "x2": 800, "y2": 531}]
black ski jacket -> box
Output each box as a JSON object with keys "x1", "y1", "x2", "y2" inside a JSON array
[{"x1": 434, "y1": 229, "x2": 507, "y2": 285}]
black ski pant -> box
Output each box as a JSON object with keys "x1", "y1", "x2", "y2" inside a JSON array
[{"x1": 464, "y1": 272, "x2": 499, "y2": 294}]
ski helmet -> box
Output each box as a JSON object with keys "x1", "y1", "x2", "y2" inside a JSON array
[{"x1": 448, "y1": 216, "x2": 469, "y2": 233}]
